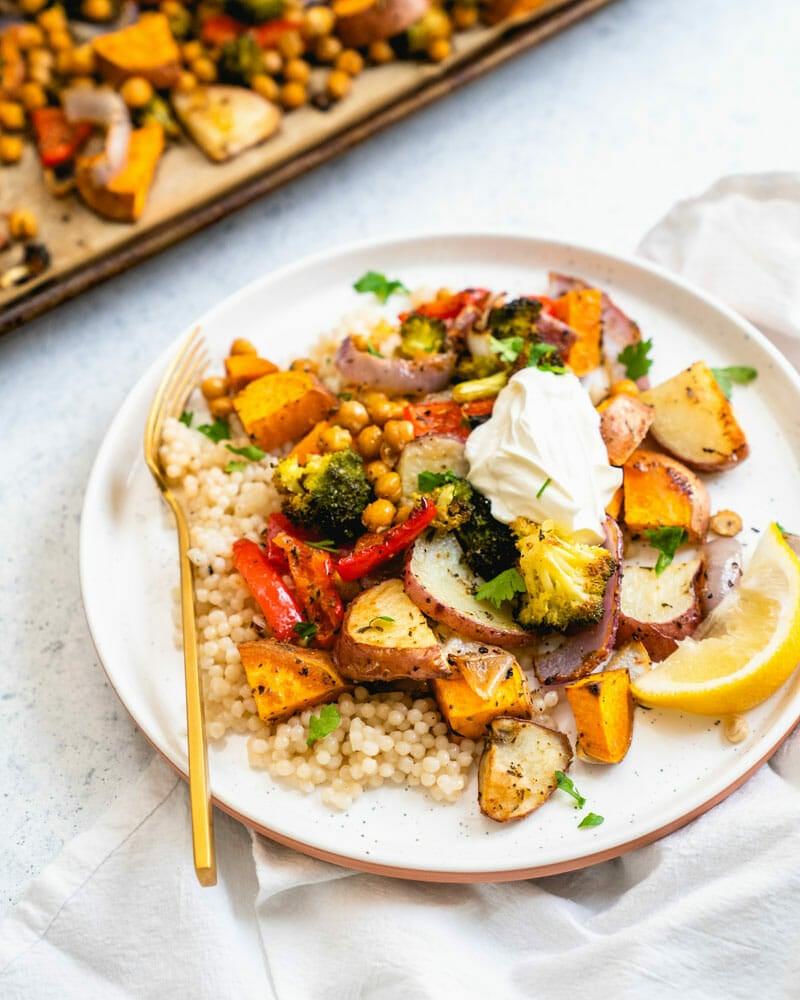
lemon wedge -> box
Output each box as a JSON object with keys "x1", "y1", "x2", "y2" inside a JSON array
[{"x1": 630, "y1": 523, "x2": 800, "y2": 715}]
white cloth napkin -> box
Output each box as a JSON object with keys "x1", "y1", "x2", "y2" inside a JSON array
[{"x1": 4, "y1": 174, "x2": 800, "y2": 1000}]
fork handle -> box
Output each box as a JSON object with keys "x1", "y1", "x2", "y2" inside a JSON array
[{"x1": 176, "y1": 514, "x2": 217, "y2": 886}]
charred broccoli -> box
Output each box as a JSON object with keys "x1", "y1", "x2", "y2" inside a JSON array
[
  {"x1": 219, "y1": 35, "x2": 264, "y2": 84},
  {"x1": 512, "y1": 519, "x2": 615, "y2": 632},
  {"x1": 225, "y1": 0, "x2": 284, "y2": 25},
  {"x1": 398, "y1": 313, "x2": 446, "y2": 359},
  {"x1": 421, "y1": 476, "x2": 518, "y2": 581},
  {"x1": 274, "y1": 448, "x2": 372, "y2": 542},
  {"x1": 487, "y1": 298, "x2": 541, "y2": 340}
]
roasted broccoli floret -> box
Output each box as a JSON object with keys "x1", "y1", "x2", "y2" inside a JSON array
[
  {"x1": 225, "y1": 0, "x2": 284, "y2": 25},
  {"x1": 274, "y1": 448, "x2": 373, "y2": 542},
  {"x1": 398, "y1": 313, "x2": 446, "y2": 359},
  {"x1": 454, "y1": 352, "x2": 504, "y2": 381},
  {"x1": 428, "y1": 478, "x2": 473, "y2": 531},
  {"x1": 487, "y1": 298, "x2": 542, "y2": 340},
  {"x1": 512, "y1": 519, "x2": 616, "y2": 632},
  {"x1": 219, "y1": 35, "x2": 264, "y2": 84}
]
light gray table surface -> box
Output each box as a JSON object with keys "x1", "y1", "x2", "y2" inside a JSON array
[{"x1": 2, "y1": 0, "x2": 798, "y2": 917}]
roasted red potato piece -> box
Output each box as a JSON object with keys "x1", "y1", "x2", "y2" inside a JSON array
[
  {"x1": 640, "y1": 361, "x2": 749, "y2": 471},
  {"x1": 238, "y1": 639, "x2": 352, "y2": 723},
  {"x1": 623, "y1": 449, "x2": 710, "y2": 543},
  {"x1": 478, "y1": 718, "x2": 573, "y2": 822},
  {"x1": 234, "y1": 371, "x2": 335, "y2": 452},
  {"x1": 565, "y1": 668, "x2": 634, "y2": 764},
  {"x1": 334, "y1": 0, "x2": 430, "y2": 48},
  {"x1": 599, "y1": 393, "x2": 655, "y2": 466},
  {"x1": 432, "y1": 657, "x2": 532, "y2": 740},
  {"x1": 335, "y1": 578, "x2": 448, "y2": 682},
  {"x1": 617, "y1": 558, "x2": 704, "y2": 660}
]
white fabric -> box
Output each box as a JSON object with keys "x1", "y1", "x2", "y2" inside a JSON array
[{"x1": 4, "y1": 175, "x2": 800, "y2": 1000}]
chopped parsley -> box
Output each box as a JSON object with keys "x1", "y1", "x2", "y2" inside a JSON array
[
  {"x1": 527, "y1": 342, "x2": 566, "y2": 374},
  {"x1": 293, "y1": 621, "x2": 319, "y2": 645},
  {"x1": 475, "y1": 567, "x2": 526, "y2": 608},
  {"x1": 536, "y1": 477, "x2": 552, "y2": 499},
  {"x1": 305, "y1": 539, "x2": 339, "y2": 553},
  {"x1": 226, "y1": 443, "x2": 266, "y2": 462},
  {"x1": 489, "y1": 335, "x2": 525, "y2": 364},
  {"x1": 353, "y1": 271, "x2": 409, "y2": 304},
  {"x1": 777, "y1": 522, "x2": 790, "y2": 537},
  {"x1": 618, "y1": 338, "x2": 653, "y2": 380},
  {"x1": 307, "y1": 704, "x2": 341, "y2": 746},
  {"x1": 711, "y1": 365, "x2": 757, "y2": 400},
  {"x1": 223, "y1": 461, "x2": 248, "y2": 474},
  {"x1": 578, "y1": 812, "x2": 605, "y2": 828},
  {"x1": 366, "y1": 343, "x2": 384, "y2": 358},
  {"x1": 418, "y1": 469, "x2": 459, "y2": 492},
  {"x1": 645, "y1": 526, "x2": 688, "y2": 575},
  {"x1": 555, "y1": 771, "x2": 586, "y2": 809},
  {"x1": 197, "y1": 416, "x2": 230, "y2": 443},
  {"x1": 338, "y1": 392, "x2": 353, "y2": 401},
  {"x1": 179, "y1": 410, "x2": 193, "y2": 427}
]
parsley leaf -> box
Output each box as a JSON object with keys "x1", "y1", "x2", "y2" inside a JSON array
[
  {"x1": 366, "y1": 343, "x2": 384, "y2": 358},
  {"x1": 418, "y1": 469, "x2": 459, "y2": 492},
  {"x1": 578, "y1": 812, "x2": 605, "y2": 828},
  {"x1": 618, "y1": 338, "x2": 653, "y2": 380},
  {"x1": 179, "y1": 410, "x2": 193, "y2": 427},
  {"x1": 555, "y1": 771, "x2": 586, "y2": 809},
  {"x1": 307, "y1": 704, "x2": 341, "y2": 746},
  {"x1": 293, "y1": 621, "x2": 319, "y2": 645},
  {"x1": 223, "y1": 461, "x2": 248, "y2": 474},
  {"x1": 353, "y1": 271, "x2": 409, "y2": 304},
  {"x1": 489, "y1": 335, "x2": 525, "y2": 364},
  {"x1": 475, "y1": 567, "x2": 526, "y2": 608},
  {"x1": 536, "y1": 477, "x2": 552, "y2": 499},
  {"x1": 226, "y1": 443, "x2": 265, "y2": 462},
  {"x1": 645, "y1": 526, "x2": 688, "y2": 575},
  {"x1": 305, "y1": 539, "x2": 339, "y2": 553},
  {"x1": 338, "y1": 392, "x2": 353, "y2": 401},
  {"x1": 711, "y1": 365, "x2": 757, "y2": 400},
  {"x1": 197, "y1": 417, "x2": 230, "y2": 443},
  {"x1": 777, "y1": 522, "x2": 790, "y2": 537},
  {"x1": 527, "y1": 342, "x2": 567, "y2": 374}
]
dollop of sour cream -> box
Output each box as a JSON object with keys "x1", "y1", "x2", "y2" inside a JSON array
[{"x1": 465, "y1": 367, "x2": 622, "y2": 544}]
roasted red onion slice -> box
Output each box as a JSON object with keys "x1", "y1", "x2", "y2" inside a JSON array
[
  {"x1": 533, "y1": 518, "x2": 623, "y2": 685},
  {"x1": 537, "y1": 311, "x2": 578, "y2": 359},
  {"x1": 700, "y1": 536, "x2": 743, "y2": 615},
  {"x1": 63, "y1": 86, "x2": 131, "y2": 186},
  {"x1": 335, "y1": 336, "x2": 455, "y2": 393}
]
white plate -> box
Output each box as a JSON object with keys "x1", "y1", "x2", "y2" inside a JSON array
[{"x1": 80, "y1": 233, "x2": 800, "y2": 881}]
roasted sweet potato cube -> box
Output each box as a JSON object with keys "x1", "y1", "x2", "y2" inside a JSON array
[
  {"x1": 93, "y1": 13, "x2": 181, "y2": 88},
  {"x1": 238, "y1": 639, "x2": 352, "y2": 723},
  {"x1": 552, "y1": 288, "x2": 603, "y2": 377},
  {"x1": 233, "y1": 371, "x2": 335, "y2": 451},
  {"x1": 224, "y1": 354, "x2": 279, "y2": 392},
  {"x1": 432, "y1": 660, "x2": 532, "y2": 740},
  {"x1": 288, "y1": 420, "x2": 331, "y2": 462},
  {"x1": 75, "y1": 124, "x2": 164, "y2": 223},
  {"x1": 565, "y1": 668, "x2": 633, "y2": 764},
  {"x1": 622, "y1": 448, "x2": 710, "y2": 542}
]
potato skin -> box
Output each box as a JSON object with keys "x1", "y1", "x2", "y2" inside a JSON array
[
  {"x1": 599, "y1": 393, "x2": 654, "y2": 466},
  {"x1": 623, "y1": 449, "x2": 710, "y2": 543},
  {"x1": 616, "y1": 558, "x2": 703, "y2": 660},
  {"x1": 335, "y1": 578, "x2": 448, "y2": 682},
  {"x1": 335, "y1": 0, "x2": 430, "y2": 48}
]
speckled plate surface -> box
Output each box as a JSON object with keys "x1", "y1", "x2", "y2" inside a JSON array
[{"x1": 79, "y1": 233, "x2": 800, "y2": 881}]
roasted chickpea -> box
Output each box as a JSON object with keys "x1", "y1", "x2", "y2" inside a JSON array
[
  {"x1": 209, "y1": 396, "x2": 234, "y2": 418},
  {"x1": 367, "y1": 40, "x2": 394, "y2": 64},
  {"x1": 335, "y1": 49, "x2": 363, "y2": 76},
  {"x1": 19, "y1": 82, "x2": 46, "y2": 111},
  {"x1": 81, "y1": 0, "x2": 113, "y2": 21},
  {"x1": 0, "y1": 135, "x2": 24, "y2": 164},
  {"x1": 363, "y1": 391, "x2": 392, "y2": 425},
  {"x1": 27, "y1": 62, "x2": 52, "y2": 87},
  {"x1": 120, "y1": 75, "x2": 155, "y2": 109},
  {"x1": 382, "y1": 419, "x2": 415, "y2": 452},
  {"x1": 250, "y1": 73, "x2": 278, "y2": 101},
  {"x1": 335, "y1": 399, "x2": 370, "y2": 434},
  {"x1": 427, "y1": 38, "x2": 451, "y2": 62},
  {"x1": 320, "y1": 425, "x2": 352, "y2": 452},
  {"x1": 374, "y1": 471, "x2": 402, "y2": 503},
  {"x1": 175, "y1": 69, "x2": 198, "y2": 93},
  {"x1": 48, "y1": 29, "x2": 73, "y2": 52},
  {"x1": 386, "y1": 401, "x2": 409, "y2": 421},
  {"x1": 452, "y1": 3, "x2": 479, "y2": 29},
  {"x1": 393, "y1": 504, "x2": 413, "y2": 525},
  {"x1": 314, "y1": 35, "x2": 342, "y2": 63},
  {"x1": 230, "y1": 338, "x2": 257, "y2": 356},
  {"x1": 161, "y1": 0, "x2": 184, "y2": 15},
  {"x1": 356, "y1": 425, "x2": 383, "y2": 460},
  {"x1": 609, "y1": 379, "x2": 639, "y2": 397},
  {"x1": 262, "y1": 49, "x2": 283, "y2": 75},
  {"x1": 289, "y1": 357, "x2": 318, "y2": 373},
  {"x1": 191, "y1": 56, "x2": 218, "y2": 83},
  {"x1": 182, "y1": 40, "x2": 204, "y2": 63},
  {"x1": 277, "y1": 29, "x2": 304, "y2": 60},
  {"x1": 362, "y1": 499, "x2": 396, "y2": 532},
  {"x1": 325, "y1": 68, "x2": 351, "y2": 100},
  {"x1": 200, "y1": 376, "x2": 229, "y2": 401},
  {"x1": 20, "y1": 0, "x2": 48, "y2": 15},
  {"x1": 27, "y1": 47, "x2": 54, "y2": 70},
  {"x1": 379, "y1": 441, "x2": 400, "y2": 468},
  {"x1": 365, "y1": 460, "x2": 390, "y2": 484},
  {"x1": 284, "y1": 57, "x2": 311, "y2": 84},
  {"x1": 15, "y1": 24, "x2": 44, "y2": 49},
  {"x1": 70, "y1": 75, "x2": 95, "y2": 89},
  {"x1": 301, "y1": 4, "x2": 335, "y2": 39},
  {"x1": 8, "y1": 209, "x2": 38, "y2": 240},
  {"x1": 37, "y1": 5, "x2": 68, "y2": 32},
  {"x1": 0, "y1": 102, "x2": 26, "y2": 131},
  {"x1": 279, "y1": 81, "x2": 307, "y2": 109},
  {"x1": 68, "y1": 44, "x2": 96, "y2": 76}
]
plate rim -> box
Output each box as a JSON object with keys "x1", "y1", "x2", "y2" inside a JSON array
[{"x1": 79, "y1": 229, "x2": 800, "y2": 881}]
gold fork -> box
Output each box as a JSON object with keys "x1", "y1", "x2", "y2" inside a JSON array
[{"x1": 144, "y1": 327, "x2": 217, "y2": 887}]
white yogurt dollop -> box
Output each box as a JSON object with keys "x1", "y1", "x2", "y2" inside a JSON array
[{"x1": 465, "y1": 367, "x2": 621, "y2": 544}]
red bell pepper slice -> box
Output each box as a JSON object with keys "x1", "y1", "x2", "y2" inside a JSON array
[
  {"x1": 271, "y1": 532, "x2": 343, "y2": 648},
  {"x1": 232, "y1": 538, "x2": 304, "y2": 642},
  {"x1": 462, "y1": 398, "x2": 496, "y2": 419},
  {"x1": 399, "y1": 288, "x2": 490, "y2": 324},
  {"x1": 336, "y1": 499, "x2": 437, "y2": 582},
  {"x1": 251, "y1": 18, "x2": 298, "y2": 48},
  {"x1": 264, "y1": 511, "x2": 313, "y2": 571},
  {"x1": 201, "y1": 14, "x2": 246, "y2": 46},
  {"x1": 403, "y1": 401, "x2": 471, "y2": 441},
  {"x1": 30, "y1": 108, "x2": 92, "y2": 169}
]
